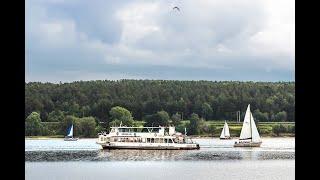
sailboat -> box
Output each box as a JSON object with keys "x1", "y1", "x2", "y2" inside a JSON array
[
  {"x1": 234, "y1": 104, "x2": 262, "y2": 147},
  {"x1": 220, "y1": 121, "x2": 231, "y2": 139},
  {"x1": 64, "y1": 124, "x2": 78, "y2": 141}
]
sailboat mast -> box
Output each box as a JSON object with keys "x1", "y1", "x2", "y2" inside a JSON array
[{"x1": 250, "y1": 112, "x2": 252, "y2": 142}]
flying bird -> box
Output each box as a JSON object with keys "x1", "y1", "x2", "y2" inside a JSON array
[{"x1": 173, "y1": 6, "x2": 180, "y2": 11}]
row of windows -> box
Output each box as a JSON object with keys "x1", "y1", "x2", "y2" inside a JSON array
[{"x1": 101, "y1": 137, "x2": 186, "y2": 143}]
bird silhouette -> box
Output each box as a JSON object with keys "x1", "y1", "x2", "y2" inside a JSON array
[{"x1": 173, "y1": 6, "x2": 180, "y2": 11}]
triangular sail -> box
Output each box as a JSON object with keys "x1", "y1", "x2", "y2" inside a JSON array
[
  {"x1": 220, "y1": 124, "x2": 226, "y2": 138},
  {"x1": 67, "y1": 125, "x2": 73, "y2": 137},
  {"x1": 220, "y1": 121, "x2": 230, "y2": 138},
  {"x1": 239, "y1": 104, "x2": 261, "y2": 143},
  {"x1": 224, "y1": 122, "x2": 230, "y2": 137},
  {"x1": 250, "y1": 112, "x2": 261, "y2": 142},
  {"x1": 239, "y1": 105, "x2": 252, "y2": 140}
]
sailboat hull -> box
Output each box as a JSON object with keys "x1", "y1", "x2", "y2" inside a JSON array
[
  {"x1": 220, "y1": 137, "x2": 231, "y2": 140},
  {"x1": 64, "y1": 137, "x2": 78, "y2": 141},
  {"x1": 234, "y1": 141, "x2": 261, "y2": 147}
]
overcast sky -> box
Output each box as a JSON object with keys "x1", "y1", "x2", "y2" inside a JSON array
[{"x1": 26, "y1": 0, "x2": 295, "y2": 83}]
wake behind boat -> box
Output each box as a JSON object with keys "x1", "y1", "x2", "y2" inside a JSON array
[
  {"x1": 97, "y1": 126, "x2": 200, "y2": 150},
  {"x1": 234, "y1": 104, "x2": 262, "y2": 147},
  {"x1": 220, "y1": 121, "x2": 231, "y2": 139},
  {"x1": 64, "y1": 124, "x2": 78, "y2": 141}
]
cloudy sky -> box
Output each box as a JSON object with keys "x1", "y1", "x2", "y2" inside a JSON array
[{"x1": 26, "y1": 0, "x2": 295, "y2": 83}]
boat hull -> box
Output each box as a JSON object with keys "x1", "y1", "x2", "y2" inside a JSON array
[
  {"x1": 98, "y1": 142, "x2": 200, "y2": 150},
  {"x1": 220, "y1": 137, "x2": 231, "y2": 140},
  {"x1": 64, "y1": 138, "x2": 78, "y2": 141},
  {"x1": 234, "y1": 141, "x2": 261, "y2": 147}
]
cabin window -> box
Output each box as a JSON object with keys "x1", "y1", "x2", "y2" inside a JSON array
[
  {"x1": 151, "y1": 138, "x2": 154, "y2": 143},
  {"x1": 168, "y1": 139, "x2": 173, "y2": 143},
  {"x1": 100, "y1": 137, "x2": 103, "y2": 141},
  {"x1": 164, "y1": 139, "x2": 168, "y2": 143}
]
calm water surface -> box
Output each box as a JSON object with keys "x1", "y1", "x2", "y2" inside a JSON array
[{"x1": 25, "y1": 138, "x2": 295, "y2": 180}]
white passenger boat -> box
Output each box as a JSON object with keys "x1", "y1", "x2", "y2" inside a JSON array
[
  {"x1": 234, "y1": 104, "x2": 262, "y2": 147},
  {"x1": 97, "y1": 126, "x2": 200, "y2": 150}
]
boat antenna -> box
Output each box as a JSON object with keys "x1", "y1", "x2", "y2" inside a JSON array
[
  {"x1": 184, "y1": 127, "x2": 187, "y2": 135},
  {"x1": 120, "y1": 121, "x2": 122, "y2": 127}
]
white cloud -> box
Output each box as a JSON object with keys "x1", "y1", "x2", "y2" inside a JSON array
[{"x1": 26, "y1": 0, "x2": 295, "y2": 82}]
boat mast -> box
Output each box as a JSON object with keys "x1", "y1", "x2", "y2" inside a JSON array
[{"x1": 250, "y1": 111, "x2": 252, "y2": 142}]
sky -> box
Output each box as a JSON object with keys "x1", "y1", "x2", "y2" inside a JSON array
[{"x1": 26, "y1": 0, "x2": 295, "y2": 83}]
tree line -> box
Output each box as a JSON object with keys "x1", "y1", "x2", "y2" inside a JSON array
[{"x1": 25, "y1": 80, "x2": 295, "y2": 124}]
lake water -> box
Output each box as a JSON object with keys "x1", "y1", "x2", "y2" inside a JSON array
[{"x1": 25, "y1": 138, "x2": 295, "y2": 180}]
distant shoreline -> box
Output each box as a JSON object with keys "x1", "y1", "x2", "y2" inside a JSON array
[{"x1": 25, "y1": 134, "x2": 295, "y2": 140}]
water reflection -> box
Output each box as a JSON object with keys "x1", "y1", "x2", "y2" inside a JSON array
[
  {"x1": 25, "y1": 149, "x2": 294, "y2": 162},
  {"x1": 25, "y1": 138, "x2": 295, "y2": 162}
]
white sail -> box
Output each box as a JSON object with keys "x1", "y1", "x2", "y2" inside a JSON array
[
  {"x1": 220, "y1": 124, "x2": 225, "y2": 138},
  {"x1": 67, "y1": 125, "x2": 73, "y2": 137},
  {"x1": 239, "y1": 104, "x2": 261, "y2": 143},
  {"x1": 220, "y1": 121, "x2": 230, "y2": 138},
  {"x1": 250, "y1": 112, "x2": 261, "y2": 142},
  {"x1": 224, "y1": 122, "x2": 230, "y2": 137},
  {"x1": 239, "y1": 104, "x2": 252, "y2": 140}
]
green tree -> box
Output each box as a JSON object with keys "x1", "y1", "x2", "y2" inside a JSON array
[
  {"x1": 145, "y1": 110, "x2": 170, "y2": 126},
  {"x1": 25, "y1": 112, "x2": 43, "y2": 136},
  {"x1": 47, "y1": 110, "x2": 65, "y2": 122},
  {"x1": 253, "y1": 109, "x2": 269, "y2": 122},
  {"x1": 109, "y1": 106, "x2": 134, "y2": 126},
  {"x1": 188, "y1": 113, "x2": 201, "y2": 135},
  {"x1": 272, "y1": 124, "x2": 287, "y2": 136},
  {"x1": 201, "y1": 102, "x2": 213, "y2": 120},
  {"x1": 25, "y1": 80, "x2": 295, "y2": 125},
  {"x1": 77, "y1": 117, "x2": 97, "y2": 137},
  {"x1": 274, "y1": 111, "x2": 287, "y2": 121},
  {"x1": 171, "y1": 112, "x2": 182, "y2": 126}
]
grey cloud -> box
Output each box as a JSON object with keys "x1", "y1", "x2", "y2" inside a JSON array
[{"x1": 26, "y1": 0, "x2": 294, "y2": 82}]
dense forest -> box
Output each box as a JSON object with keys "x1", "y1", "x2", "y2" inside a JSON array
[{"x1": 25, "y1": 80, "x2": 295, "y2": 124}]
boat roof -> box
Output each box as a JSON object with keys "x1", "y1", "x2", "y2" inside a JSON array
[{"x1": 110, "y1": 126, "x2": 172, "y2": 128}]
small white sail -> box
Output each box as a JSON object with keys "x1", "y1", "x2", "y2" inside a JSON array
[
  {"x1": 239, "y1": 105, "x2": 252, "y2": 140},
  {"x1": 224, "y1": 122, "x2": 230, "y2": 137},
  {"x1": 220, "y1": 125, "x2": 225, "y2": 138},
  {"x1": 67, "y1": 125, "x2": 73, "y2": 137},
  {"x1": 220, "y1": 121, "x2": 230, "y2": 138}
]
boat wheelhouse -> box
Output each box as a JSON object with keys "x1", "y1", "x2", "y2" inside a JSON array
[{"x1": 96, "y1": 126, "x2": 200, "y2": 150}]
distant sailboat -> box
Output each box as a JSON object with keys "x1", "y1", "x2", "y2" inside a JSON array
[
  {"x1": 234, "y1": 104, "x2": 262, "y2": 147},
  {"x1": 220, "y1": 121, "x2": 231, "y2": 139},
  {"x1": 64, "y1": 124, "x2": 78, "y2": 141}
]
